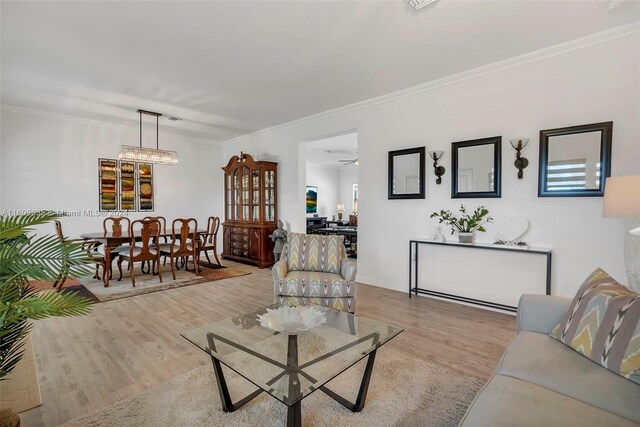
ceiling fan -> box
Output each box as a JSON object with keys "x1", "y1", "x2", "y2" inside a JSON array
[{"x1": 338, "y1": 157, "x2": 358, "y2": 165}]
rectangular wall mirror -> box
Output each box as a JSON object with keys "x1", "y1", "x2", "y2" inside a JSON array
[
  {"x1": 388, "y1": 147, "x2": 425, "y2": 199},
  {"x1": 451, "y1": 136, "x2": 502, "y2": 198},
  {"x1": 538, "y1": 122, "x2": 612, "y2": 197}
]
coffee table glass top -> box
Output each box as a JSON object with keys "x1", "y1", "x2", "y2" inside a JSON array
[{"x1": 181, "y1": 303, "x2": 403, "y2": 406}]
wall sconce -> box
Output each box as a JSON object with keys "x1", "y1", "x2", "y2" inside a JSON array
[
  {"x1": 428, "y1": 151, "x2": 445, "y2": 184},
  {"x1": 509, "y1": 139, "x2": 529, "y2": 179}
]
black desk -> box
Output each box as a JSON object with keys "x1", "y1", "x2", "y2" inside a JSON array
[
  {"x1": 316, "y1": 227, "x2": 358, "y2": 258},
  {"x1": 306, "y1": 217, "x2": 327, "y2": 234}
]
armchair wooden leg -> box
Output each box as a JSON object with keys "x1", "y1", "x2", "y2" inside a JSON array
[
  {"x1": 157, "y1": 258, "x2": 163, "y2": 283},
  {"x1": 204, "y1": 250, "x2": 212, "y2": 266},
  {"x1": 193, "y1": 252, "x2": 199, "y2": 275},
  {"x1": 131, "y1": 263, "x2": 136, "y2": 287}
]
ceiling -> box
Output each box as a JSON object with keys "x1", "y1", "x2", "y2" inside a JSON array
[
  {"x1": 306, "y1": 132, "x2": 358, "y2": 168},
  {"x1": 2, "y1": 1, "x2": 638, "y2": 143}
]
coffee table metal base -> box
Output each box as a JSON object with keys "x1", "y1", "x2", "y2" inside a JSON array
[{"x1": 208, "y1": 334, "x2": 378, "y2": 427}]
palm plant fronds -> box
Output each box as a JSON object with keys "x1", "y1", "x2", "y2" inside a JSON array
[
  {"x1": 0, "y1": 234, "x2": 92, "y2": 279},
  {"x1": 0, "y1": 211, "x2": 59, "y2": 240},
  {"x1": 0, "y1": 212, "x2": 94, "y2": 381}
]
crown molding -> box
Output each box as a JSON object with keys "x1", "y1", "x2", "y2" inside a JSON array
[
  {"x1": 0, "y1": 104, "x2": 222, "y2": 147},
  {"x1": 222, "y1": 21, "x2": 640, "y2": 147}
]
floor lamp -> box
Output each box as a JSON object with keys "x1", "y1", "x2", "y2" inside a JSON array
[{"x1": 603, "y1": 175, "x2": 640, "y2": 291}]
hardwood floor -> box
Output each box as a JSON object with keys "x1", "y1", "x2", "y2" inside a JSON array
[{"x1": 19, "y1": 260, "x2": 516, "y2": 426}]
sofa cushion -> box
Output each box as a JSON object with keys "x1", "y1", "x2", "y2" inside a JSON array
[
  {"x1": 460, "y1": 374, "x2": 637, "y2": 427},
  {"x1": 277, "y1": 271, "x2": 353, "y2": 298},
  {"x1": 550, "y1": 268, "x2": 640, "y2": 385},
  {"x1": 286, "y1": 233, "x2": 343, "y2": 274},
  {"x1": 497, "y1": 331, "x2": 640, "y2": 423}
]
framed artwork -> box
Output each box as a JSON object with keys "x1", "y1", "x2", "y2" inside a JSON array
[
  {"x1": 306, "y1": 186, "x2": 318, "y2": 214},
  {"x1": 98, "y1": 158, "x2": 118, "y2": 211},
  {"x1": 119, "y1": 161, "x2": 136, "y2": 211},
  {"x1": 138, "y1": 163, "x2": 154, "y2": 211}
]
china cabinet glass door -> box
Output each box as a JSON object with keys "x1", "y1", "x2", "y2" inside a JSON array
[
  {"x1": 264, "y1": 170, "x2": 275, "y2": 222},
  {"x1": 226, "y1": 174, "x2": 232, "y2": 220},
  {"x1": 241, "y1": 166, "x2": 250, "y2": 221},
  {"x1": 252, "y1": 170, "x2": 260, "y2": 222}
]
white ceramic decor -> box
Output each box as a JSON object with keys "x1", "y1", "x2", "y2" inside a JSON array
[
  {"x1": 257, "y1": 305, "x2": 327, "y2": 335},
  {"x1": 495, "y1": 217, "x2": 529, "y2": 244}
]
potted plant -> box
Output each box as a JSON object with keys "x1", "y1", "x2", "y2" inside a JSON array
[
  {"x1": 0, "y1": 212, "x2": 93, "y2": 426},
  {"x1": 430, "y1": 205, "x2": 493, "y2": 243}
]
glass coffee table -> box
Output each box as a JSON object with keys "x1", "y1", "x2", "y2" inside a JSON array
[{"x1": 181, "y1": 303, "x2": 403, "y2": 427}]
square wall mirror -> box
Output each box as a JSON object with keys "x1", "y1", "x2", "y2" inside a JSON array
[
  {"x1": 388, "y1": 147, "x2": 425, "y2": 199},
  {"x1": 451, "y1": 136, "x2": 502, "y2": 198},
  {"x1": 538, "y1": 122, "x2": 612, "y2": 197}
]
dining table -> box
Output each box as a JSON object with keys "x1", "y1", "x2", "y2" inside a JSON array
[{"x1": 80, "y1": 229, "x2": 207, "y2": 287}]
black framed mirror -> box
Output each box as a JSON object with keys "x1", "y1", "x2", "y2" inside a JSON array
[
  {"x1": 538, "y1": 122, "x2": 612, "y2": 197},
  {"x1": 451, "y1": 136, "x2": 502, "y2": 198},
  {"x1": 388, "y1": 147, "x2": 425, "y2": 199}
]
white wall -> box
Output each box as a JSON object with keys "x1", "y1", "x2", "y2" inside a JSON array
[
  {"x1": 306, "y1": 164, "x2": 339, "y2": 218},
  {"x1": 0, "y1": 108, "x2": 223, "y2": 239},
  {"x1": 339, "y1": 166, "x2": 358, "y2": 214},
  {"x1": 223, "y1": 31, "x2": 640, "y2": 297}
]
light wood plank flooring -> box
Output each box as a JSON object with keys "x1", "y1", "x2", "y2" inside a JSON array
[{"x1": 20, "y1": 260, "x2": 516, "y2": 426}]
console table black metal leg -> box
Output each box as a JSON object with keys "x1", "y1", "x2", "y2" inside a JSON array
[{"x1": 409, "y1": 241, "x2": 413, "y2": 298}]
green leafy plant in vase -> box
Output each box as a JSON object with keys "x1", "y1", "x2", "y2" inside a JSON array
[
  {"x1": 0, "y1": 212, "x2": 93, "y2": 426},
  {"x1": 430, "y1": 205, "x2": 493, "y2": 243}
]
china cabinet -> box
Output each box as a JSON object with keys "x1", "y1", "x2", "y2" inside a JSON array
[{"x1": 221, "y1": 153, "x2": 278, "y2": 268}]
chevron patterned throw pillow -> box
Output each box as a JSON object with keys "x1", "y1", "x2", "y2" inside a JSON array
[{"x1": 550, "y1": 268, "x2": 640, "y2": 384}]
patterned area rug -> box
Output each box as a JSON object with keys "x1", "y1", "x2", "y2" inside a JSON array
[
  {"x1": 60, "y1": 348, "x2": 483, "y2": 427},
  {"x1": 29, "y1": 263, "x2": 250, "y2": 303}
]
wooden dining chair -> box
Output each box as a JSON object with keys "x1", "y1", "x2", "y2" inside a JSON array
[
  {"x1": 143, "y1": 216, "x2": 167, "y2": 240},
  {"x1": 116, "y1": 219, "x2": 162, "y2": 287},
  {"x1": 199, "y1": 216, "x2": 221, "y2": 267},
  {"x1": 103, "y1": 216, "x2": 131, "y2": 278},
  {"x1": 160, "y1": 218, "x2": 199, "y2": 280},
  {"x1": 53, "y1": 220, "x2": 105, "y2": 291}
]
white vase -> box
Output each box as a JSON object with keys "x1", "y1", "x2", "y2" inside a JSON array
[
  {"x1": 458, "y1": 232, "x2": 474, "y2": 243},
  {"x1": 431, "y1": 226, "x2": 446, "y2": 242}
]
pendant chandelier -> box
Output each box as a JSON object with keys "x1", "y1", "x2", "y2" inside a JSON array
[{"x1": 119, "y1": 109, "x2": 178, "y2": 165}]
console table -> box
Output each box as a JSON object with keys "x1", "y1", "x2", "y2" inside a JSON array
[{"x1": 409, "y1": 239, "x2": 552, "y2": 312}]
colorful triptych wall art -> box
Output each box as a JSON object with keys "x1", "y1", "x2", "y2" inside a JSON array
[
  {"x1": 138, "y1": 163, "x2": 154, "y2": 212},
  {"x1": 119, "y1": 161, "x2": 136, "y2": 211},
  {"x1": 98, "y1": 159, "x2": 118, "y2": 211},
  {"x1": 98, "y1": 159, "x2": 154, "y2": 212}
]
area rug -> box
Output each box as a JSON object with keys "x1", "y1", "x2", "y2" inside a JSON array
[
  {"x1": 78, "y1": 264, "x2": 250, "y2": 302},
  {"x1": 28, "y1": 279, "x2": 100, "y2": 303},
  {"x1": 0, "y1": 334, "x2": 43, "y2": 413},
  {"x1": 59, "y1": 349, "x2": 484, "y2": 427}
]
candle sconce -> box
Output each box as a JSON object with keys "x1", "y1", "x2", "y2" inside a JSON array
[
  {"x1": 428, "y1": 151, "x2": 445, "y2": 184},
  {"x1": 510, "y1": 138, "x2": 529, "y2": 179}
]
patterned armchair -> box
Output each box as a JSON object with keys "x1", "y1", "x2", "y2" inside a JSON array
[{"x1": 272, "y1": 233, "x2": 357, "y2": 312}]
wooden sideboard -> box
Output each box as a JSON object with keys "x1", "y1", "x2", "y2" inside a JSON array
[{"x1": 221, "y1": 153, "x2": 277, "y2": 268}]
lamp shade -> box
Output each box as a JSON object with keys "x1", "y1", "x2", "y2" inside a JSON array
[
  {"x1": 603, "y1": 175, "x2": 640, "y2": 218},
  {"x1": 336, "y1": 203, "x2": 345, "y2": 213},
  {"x1": 353, "y1": 200, "x2": 359, "y2": 214}
]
